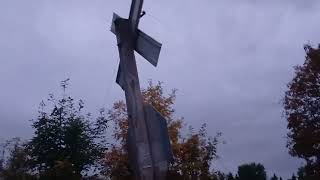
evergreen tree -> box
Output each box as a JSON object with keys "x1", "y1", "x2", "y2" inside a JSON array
[
  {"x1": 270, "y1": 174, "x2": 278, "y2": 180},
  {"x1": 0, "y1": 138, "x2": 35, "y2": 180},
  {"x1": 237, "y1": 163, "x2": 267, "y2": 180},
  {"x1": 297, "y1": 166, "x2": 306, "y2": 180},
  {"x1": 226, "y1": 172, "x2": 235, "y2": 180},
  {"x1": 27, "y1": 80, "x2": 108, "y2": 179},
  {"x1": 291, "y1": 174, "x2": 297, "y2": 180}
]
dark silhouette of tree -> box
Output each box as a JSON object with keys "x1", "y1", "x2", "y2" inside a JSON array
[
  {"x1": 0, "y1": 138, "x2": 35, "y2": 180},
  {"x1": 26, "y1": 80, "x2": 108, "y2": 179},
  {"x1": 271, "y1": 174, "x2": 278, "y2": 180},
  {"x1": 226, "y1": 172, "x2": 235, "y2": 180},
  {"x1": 237, "y1": 163, "x2": 267, "y2": 180},
  {"x1": 102, "y1": 81, "x2": 221, "y2": 180},
  {"x1": 283, "y1": 44, "x2": 320, "y2": 179},
  {"x1": 297, "y1": 166, "x2": 307, "y2": 180},
  {"x1": 290, "y1": 174, "x2": 297, "y2": 180}
]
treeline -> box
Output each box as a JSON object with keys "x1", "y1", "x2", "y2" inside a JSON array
[
  {"x1": 0, "y1": 81, "x2": 222, "y2": 180},
  {"x1": 0, "y1": 81, "x2": 278, "y2": 180},
  {"x1": 1, "y1": 44, "x2": 320, "y2": 179}
]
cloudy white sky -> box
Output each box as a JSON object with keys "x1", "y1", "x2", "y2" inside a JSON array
[{"x1": 1, "y1": 0, "x2": 320, "y2": 178}]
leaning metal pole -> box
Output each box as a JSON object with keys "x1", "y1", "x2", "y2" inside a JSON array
[
  {"x1": 110, "y1": 0, "x2": 172, "y2": 179},
  {"x1": 114, "y1": 18, "x2": 155, "y2": 180}
]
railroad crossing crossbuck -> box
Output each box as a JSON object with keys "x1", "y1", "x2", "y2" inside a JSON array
[{"x1": 110, "y1": 0, "x2": 172, "y2": 179}]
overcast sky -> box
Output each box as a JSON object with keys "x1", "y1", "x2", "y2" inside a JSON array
[{"x1": 1, "y1": 0, "x2": 320, "y2": 178}]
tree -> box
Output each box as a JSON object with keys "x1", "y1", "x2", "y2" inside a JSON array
[
  {"x1": 237, "y1": 163, "x2": 267, "y2": 180},
  {"x1": 226, "y1": 173, "x2": 235, "y2": 180},
  {"x1": 235, "y1": 175, "x2": 239, "y2": 180},
  {"x1": 283, "y1": 44, "x2": 320, "y2": 179},
  {"x1": 290, "y1": 174, "x2": 297, "y2": 180},
  {"x1": 27, "y1": 80, "x2": 108, "y2": 179},
  {"x1": 271, "y1": 174, "x2": 278, "y2": 180},
  {"x1": 102, "y1": 81, "x2": 221, "y2": 180},
  {"x1": 297, "y1": 166, "x2": 307, "y2": 180},
  {"x1": 0, "y1": 138, "x2": 35, "y2": 180}
]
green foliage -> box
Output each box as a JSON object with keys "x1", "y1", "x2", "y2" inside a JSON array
[
  {"x1": 40, "y1": 160, "x2": 81, "y2": 180},
  {"x1": 26, "y1": 80, "x2": 108, "y2": 179},
  {"x1": 0, "y1": 138, "x2": 35, "y2": 180},
  {"x1": 237, "y1": 163, "x2": 267, "y2": 180},
  {"x1": 102, "y1": 81, "x2": 221, "y2": 180},
  {"x1": 283, "y1": 44, "x2": 320, "y2": 179}
]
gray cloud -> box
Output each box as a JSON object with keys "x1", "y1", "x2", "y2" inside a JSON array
[{"x1": 1, "y1": 0, "x2": 319, "y2": 178}]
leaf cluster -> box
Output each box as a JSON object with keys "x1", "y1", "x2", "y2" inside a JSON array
[
  {"x1": 102, "y1": 81, "x2": 222, "y2": 180},
  {"x1": 283, "y1": 45, "x2": 320, "y2": 179}
]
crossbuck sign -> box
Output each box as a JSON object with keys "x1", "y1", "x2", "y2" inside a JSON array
[{"x1": 110, "y1": 0, "x2": 172, "y2": 180}]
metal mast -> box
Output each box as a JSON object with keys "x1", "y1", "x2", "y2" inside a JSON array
[{"x1": 110, "y1": 1, "x2": 172, "y2": 179}]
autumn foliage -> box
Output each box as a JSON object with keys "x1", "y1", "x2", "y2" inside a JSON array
[
  {"x1": 102, "y1": 81, "x2": 221, "y2": 180},
  {"x1": 284, "y1": 45, "x2": 320, "y2": 179}
]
